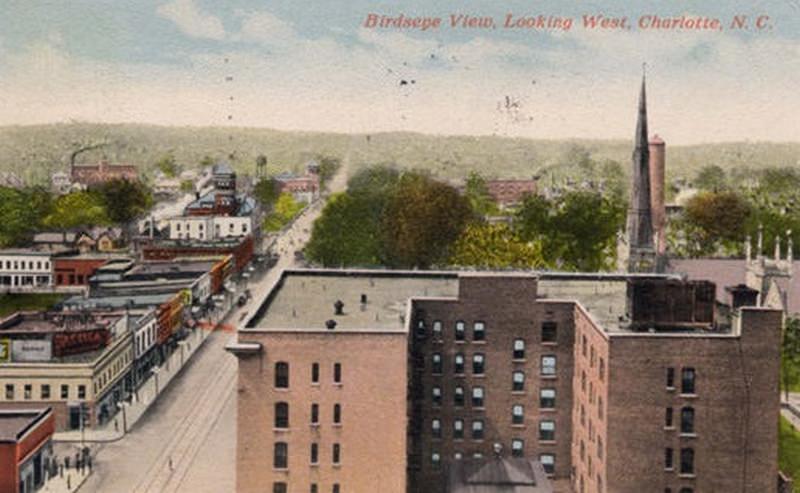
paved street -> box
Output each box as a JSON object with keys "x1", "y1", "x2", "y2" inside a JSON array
[{"x1": 75, "y1": 155, "x2": 351, "y2": 492}]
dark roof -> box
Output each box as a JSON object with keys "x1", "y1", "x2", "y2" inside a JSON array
[
  {"x1": 448, "y1": 458, "x2": 553, "y2": 493},
  {"x1": 212, "y1": 162, "x2": 234, "y2": 175},
  {"x1": 0, "y1": 408, "x2": 51, "y2": 443}
]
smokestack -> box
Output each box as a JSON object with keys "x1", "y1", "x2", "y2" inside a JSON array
[
  {"x1": 325, "y1": 319, "x2": 337, "y2": 330},
  {"x1": 648, "y1": 134, "x2": 666, "y2": 255},
  {"x1": 334, "y1": 300, "x2": 344, "y2": 315}
]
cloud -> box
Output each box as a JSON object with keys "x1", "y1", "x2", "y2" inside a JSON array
[
  {"x1": 234, "y1": 10, "x2": 298, "y2": 46},
  {"x1": 156, "y1": 0, "x2": 225, "y2": 40}
]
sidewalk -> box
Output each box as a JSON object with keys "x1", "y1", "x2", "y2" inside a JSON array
[
  {"x1": 53, "y1": 317, "x2": 217, "y2": 443},
  {"x1": 40, "y1": 464, "x2": 91, "y2": 493}
]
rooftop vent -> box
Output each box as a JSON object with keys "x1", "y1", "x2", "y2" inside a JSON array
[
  {"x1": 334, "y1": 300, "x2": 344, "y2": 315},
  {"x1": 325, "y1": 319, "x2": 337, "y2": 330},
  {"x1": 360, "y1": 293, "x2": 367, "y2": 304}
]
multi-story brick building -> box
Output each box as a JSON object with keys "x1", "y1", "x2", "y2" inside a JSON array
[{"x1": 229, "y1": 269, "x2": 784, "y2": 493}]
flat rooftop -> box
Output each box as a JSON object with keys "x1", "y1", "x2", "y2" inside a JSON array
[{"x1": 0, "y1": 409, "x2": 51, "y2": 442}]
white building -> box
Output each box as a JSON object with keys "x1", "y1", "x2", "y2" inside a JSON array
[
  {"x1": 0, "y1": 251, "x2": 53, "y2": 290},
  {"x1": 167, "y1": 215, "x2": 252, "y2": 241}
]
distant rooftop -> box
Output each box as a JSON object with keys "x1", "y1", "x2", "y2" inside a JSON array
[
  {"x1": 447, "y1": 457, "x2": 553, "y2": 493},
  {"x1": 62, "y1": 293, "x2": 172, "y2": 310},
  {"x1": 0, "y1": 408, "x2": 51, "y2": 443}
]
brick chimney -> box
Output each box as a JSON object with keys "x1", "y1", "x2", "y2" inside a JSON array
[{"x1": 649, "y1": 134, "x2": 666, "y2": 255}]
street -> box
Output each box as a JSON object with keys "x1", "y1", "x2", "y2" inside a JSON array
[{"x1": 76, "y1": 153, "x2": 351, "y2": 492}]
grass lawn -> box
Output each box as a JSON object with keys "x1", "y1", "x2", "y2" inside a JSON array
[
  {"x1": 0, "y1": 293, "x2": 66, "y2": 318},
  {"x1": 780, "y1": 416, "x2": 800, "y2": 491}
]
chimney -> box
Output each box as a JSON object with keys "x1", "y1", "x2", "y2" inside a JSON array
[
  {"x1": 334, "y1": 300, "x2": 344, "y2": 315},
  {"x1": 649, "y1": 134, "x2": 666, "y2": 255},
  {"x1": 325, "y1": 319, "x2": 337, "y2": 330},
  {"x1": 726, "y1": 284, "x2": 759, "y2": 310}
]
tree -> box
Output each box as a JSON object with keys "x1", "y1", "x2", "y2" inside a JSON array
[
  {"x1": 347, "y1": 165, "x2": 400, "y2": 195},
  {"x1": 155, "y1": 154, "x2": 179, "y2": 178},
  {"x1": 305, "y1": 192, "x2": 387, "y2": 267},
  {"x1": 693, "y1": 165, "x2": 727, "y2": 191},
  {"x1": 381, "y1": 173, "x2": 473, "y2": 268},
  {"x1": 0, "y1": 187, "x2": 42, "y2": 247},
  {"x1": 316, "y1": 156, "x2": 341, "y2": 190},
  {"x1": 599, "y1": 159, "x2": 626, "y2": 200},
  {"x1": 782, "y1": 317, "x2": 800, "y2": 402},
  {"x1": 449, "y1": 222, "x2": 545, "y2": 269},
  {"x1": 92, "y1": 179, "x2": 153, "y2": 224},
  {"x1": 464, "y1": 172, "x2": 499, "y2": 216},
  {"x1": 44, "y1": 191, "x2": 111, "y2": 229},
  {"x1": 253, "y1": 178, "x2": 280, "y2": 209},
  {"x1": 180, "y1": 180, "x2": 195, "y2": 193},
  {"x1": 263, "y1": 193, "x2": 304, "y2": 232},
  {"x1": 683, "y1": 191, "x2": 752, "y2": 254}
]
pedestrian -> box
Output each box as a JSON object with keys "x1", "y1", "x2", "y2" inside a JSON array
[
  {"x1": 65, "y1": 456, "x2": 70, "y2": 469},
  {"x1": 114, "y1": 418, "x2": 119, "y2": 432},
  {"x1": 169, "y1": 456, "x2": 174, "y2": 471},
  {"x1": 88, "y1": 455, "x2": 92, "y2": 471},
  {"x1": 59, "y1": 464, "x2": 63, "y2": 477},
  {"x1": 67, "y1": 475, "x2": 71, "y2": 489}
]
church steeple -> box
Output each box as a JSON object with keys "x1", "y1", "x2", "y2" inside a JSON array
[{"x1": 626, "y1": 68, "x2": 656, "y2": 271}]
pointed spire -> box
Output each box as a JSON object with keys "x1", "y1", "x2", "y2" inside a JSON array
[{"x1": 626, "y1": 66, "x2": 654, "y2": 269}]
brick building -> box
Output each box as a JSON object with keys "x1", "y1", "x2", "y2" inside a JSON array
[
  {"x1": 0, "y1": 408, "x2": 54, "y2": 493},
  {"x1": 230, "y1": 269, "x2": 785, "y2": 493},
  {"x1": 70, "y1": 160, "x2": 137, "y2": 188}
]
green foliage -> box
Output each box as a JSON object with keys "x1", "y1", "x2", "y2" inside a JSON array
[
  {"x1": 693, "y1": 165, "x2": 727, "y2": 191},
  {"x1": 783, "y1": 318, "x2": 800, "y2": 401},
  {"x1": 779, "y1": 416, "x2": 800, "y2": 493},
  {"x1": 44, "y1": 191, "x2": 111, "y2": 230},
  {"x1": 0, "y1": 187, "x2": 46, "y2": 247},
  {"x1": 598, "y1": 159, "x2": 627, "y2": 200},
  {"x1": 180, "y1": 180, "x2": 195, "y2": 193},
  {"x1": 263, "y1": 193, "x2": 304, "y2": 232},
  {"x1": 464, "y1": 172, "x2": 499, "y2": 216},
  {"x1": 347, "y1": 165, "x2": 400, "y2": 195},
  {"x1": 91, "y1": 179, "x2": 154, "y2": 224},
  {"x1": 449, "y1": 222, "x2": 545, "y2": 269},
  {"x1": 515, "y1": 191, "x2": 625, "y2": 271},
  {"x1": 317, "y1": 156, "x2": 341, "y2": 190},
  {"x1": 199, "y1": 155, "x2": 215, "y2": 168},
  {"x1": 305, "y1": 192, "x2": 386, "y2": 267},
  {"x1": 761, "y1": 167, "x2": 800, "y2": 197},
  {"x1": 253, "y1": 178, "x2": 280, "y2": 209},
  {"x1": 0, "y1": 293, "x2": 66, "y2": 318},
  {"x1": 679, "y1": 191, "x2": 752, "y2": 256},
  {"x1": 381, "y1": 172, "x2": 473, "y2": 268},
  {"x1": 156, "y1": 153, "x2": 179, "y2": 177}
]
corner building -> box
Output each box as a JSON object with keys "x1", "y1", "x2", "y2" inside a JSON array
[{"x1": 231, "y1": 269, "x2": 784, "y2": 493}]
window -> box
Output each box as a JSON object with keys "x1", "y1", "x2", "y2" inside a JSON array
[
  {"x1": 539, "y1": 420, "x2": 555, "y2": 441},
  {"x1": 513, "y1": 371, "x2": 525, "y2": 391},
  {"x1": 454, "y1": 386, "x2": 464, "y2": 406},
  {"x1": 471, "y1": 387, "x2": 484, "y2": 407},
  {"x1": 597, "y1": 436, "x2": 603, "y2": 460},
  {"x1": 5, "y1": 384, "x2": 13, "y2": 400},
  {"x1": 473, "y1": 322, "x2": 485, "y2": 341},
  {"x1": 275, "y1": 402, "x2": 289, "y2": 428},
  {"x1": 24, "y1": 385, "x2": 32, "y2": 400},
  {"x1": 679, "y1": 489, "x2": 694, "y2": 493},
  {"x1": 432, "y1": 320, "x2": 442, "y2": 337},
  {"x1": 312, "y1": 363, "x2": 319, "y2": 384},
  {"x1": 78, "y1": 385, "x2": 86, "y2": 400},
  {"x1": 665, "y1": 407, "x2": 673, "y2": 428},
  {"x1": 541, "y1": 321, "x2": 557, "y2": 342},
  {"x1": 273, "y1": 483, "x2": 287, "y2": 493},
  {"x1": 332, "y1": 443, "x2": 341, "y2": 465},
  {"x1": 311, "y1": 443, "x2": 319, "y2": 464},
  {"x1": 582, "y1": 335, "x2": 588, "y2": 356},
  {"x1": 41, "y1": 385, "x2": 50, "y2": 399},
  {"x1": 472, "y1": 353, "x2": 485, "y2": 375},
  {"x1": 512, "y1": 405, "x2": 524, "y2": 425},
  {"x1": 681, "y1": 368, "x2": 696, "y2": 394},
  {"x1": 432, "y1": 353, "x2": 443, "y2": 374},
  {"x1": 432, "y1": 387, "x2": 442, "y2": 406},
  {"x1": 598, "y1": 396, "x2": 604, "y2": 420},
  {"x1": 664, "y1": 447, "x2": 673, "y2": 469},
  {"x1": 432, "y1": 419, "x2": 442, "y2": 438},
  {"x1": 455, "y1": 321, "x2": 465, "y2": 341},
  {"x1": 599, "y1": 358, "x2": 605, "y2": 380},
  {"x1": 333, "y1": 404, "x2": 341, "y2": 425},
  {"x1": 511, "y1": 439, "x2": 524, "y2": 457},
  {"x1": 274, "y1": 442, "x2": 288, "y2": 469},
  {"x1": 416, "y1": 319, "x2": 426, "y2": 337},
  {"x1": 681, "y1": 407, "x2": 695, "y2": 434},
  {"x1": 333, "y1": 485, "x2": 340, "y2": 493},
  {"x1": 311, "y1": 403, "x2": 319, "y2": 425},
  {"x1": 540, "y1": 388, "x2": 556, "y2": 408},
  {"x1": 666, "y1": 367, "x2": 675, "y2": 388},
  {"x1": 513, "y1": 339, "x2": 525, "y2": 359},
  {"x1": 540, "y1": 454, "x2": 555, "y2": 474},
  {"x1": 275, "y1": 362, "x2": 289, "y2": 388},
  {"x1": 454, "y1": 419, "x2": 464, "y2": 439},
  {"x1": 541, "y1": 355, "x2": 556, "y2": 376},
  {"x1": 454, "y1": 353, "x2": 465, "y2": 374},
  {"x1": 472, "y1": 420, "x2": 484, "y2": 439},
  {"x1": 61, "y1": 385, "x2": 68, "y2": 399},
  {"x1": 311, "y1": 485, "x2": 318, "y2": 493},
  {"x1": 334, "y1": 363, "x2": 342, "y2": 383},
  {"x1": 680, "y1": 448, "x2": 694, "y2": 474},
  {"x1": 431, "y1": 452, "x2": 441, "y2": 467}
]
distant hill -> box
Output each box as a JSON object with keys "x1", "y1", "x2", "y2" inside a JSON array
[{"x1": 1, "y1": 122, "x2": 798, "y2": 187}]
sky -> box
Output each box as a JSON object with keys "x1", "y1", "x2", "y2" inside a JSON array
[{"x1": 1, "y1": 0, "x2": 798, "y2": 144}]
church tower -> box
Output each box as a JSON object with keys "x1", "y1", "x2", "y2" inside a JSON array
[{"x1": 626, "y1": 72, "x2": 657, "y2": 272}]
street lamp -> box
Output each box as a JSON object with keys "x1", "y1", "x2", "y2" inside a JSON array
[
  {"x1": 177, "y1": 340, "x2": 188, "y2": 366},
  {"x1": 116, "y1": 402, "x2": 127, "y2": 434},
  {"x1": 151, "y1": 366, "x2": 161, "y2": 398}
]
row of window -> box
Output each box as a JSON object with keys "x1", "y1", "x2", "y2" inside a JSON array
[
  {"x1": 273, "y1": 442, "x2": 341, "y2": 469},
  {"x1": 665, "y1": 406, "x2": 695, "y2": 434},
  {"x1": 429, "y1": 417, "x2": 556, "y2": 440},
  {"x1": 275, "y1": 362, "x2": 342, "y2": 388},
  {"x1": 5, "y1": 383, "x2": 85, "y2": 401},
  {"x1": 274, "y1": 402, "x2": 341, "y2": 428},
  {"x1": 579, "y1": 334, "x2": 606, "y2": 382},
  {"x1": 0, "y1": 260, "x2": 50, "y2": 271},
  {"x1": 417, "y1": 320, "x2": 559, "y2": 345},
  {"x1": 431, "y1": 385, "x2": 557, "y2": 408},
  {"x1": 429, "y1": 354, "x2": 557, "y2": 377},
  {"x1": 666, "y1": 367, "x2": 696, "y2": 394},
  {"x1": 273, "y1": 484, "x2": 339, "y2": 493}
]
